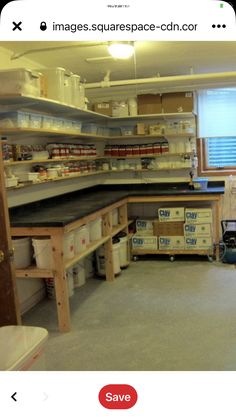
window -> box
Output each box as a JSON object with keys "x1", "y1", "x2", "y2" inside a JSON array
[{"x1": 198, "y1": 88, "x2": 236, "y2": 175}]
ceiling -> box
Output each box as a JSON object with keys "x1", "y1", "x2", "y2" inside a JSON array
[
  {"x1": 1, "y1": 41, "x2": 236, "y2": 84},
  {"x1": 1, "y1": 41, "x2": 236, "y2": 100}
]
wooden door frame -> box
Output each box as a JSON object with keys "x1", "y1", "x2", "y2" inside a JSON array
[{"x1": 0, "y1": 143, "x2": 21, "y2": 326}]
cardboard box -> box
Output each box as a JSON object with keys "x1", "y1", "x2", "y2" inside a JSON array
[
  {"x1": 93, "y1": 102, "x2": 112, "y2": 116},
  {"x1": 159, "y1": 236, "x2": 185, "y2": 250},
  {"x1": 158, "y1": 207, "x2": 185, "y2": 222},
  {"x1": 132, "y1": 234, "x2": 158, "y2": 250},
  {"x1": 184, "y1": 223, "x2": 212, "y2": 237},
  {"x1": 136, "y1": 219, "x2": 154, "y2": 235},
  {"x1": 185, "y1": 208, "x2": 212, "y2": 224},
  {"x1": 153, "y1": 221, "x2": 184, "y2": 237},
  {"x1": 162, "y1": 92, "x2": 194, "y2": 113},
  {"x1": 185, "y1": 236, "x2": 213, "y2": 250},
  {"x1": 137, "y1": 94, "x2": 162, "y2": 115}
]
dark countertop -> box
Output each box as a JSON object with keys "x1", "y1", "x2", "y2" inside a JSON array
[{"x1": 9, "y1": 182, "x2": 225, "y2": 228}]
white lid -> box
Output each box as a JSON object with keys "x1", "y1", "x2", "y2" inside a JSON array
[{"x1": 0, "y1": 326, "x2": 48, "y2": 371}]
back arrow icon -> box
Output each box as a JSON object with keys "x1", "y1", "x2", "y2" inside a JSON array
[{"x1": 11, "y1": 392, "x2": 17, "y2": 402}]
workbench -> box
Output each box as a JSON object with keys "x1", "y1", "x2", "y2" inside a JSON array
[{"x1": 10, "y1": 183, "x2": 224, "y2": 332}]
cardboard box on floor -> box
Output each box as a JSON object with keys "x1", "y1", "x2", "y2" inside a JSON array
[
  {"x1": 162, "y1": 92, "x2": 194, "y2": 113},
  {"x1": 153, "y1": 221, "x2": 184, "y2": 237},
  {"x1": 137, "y1": 94, "x2": 162, "y2": 115},
  {"x1": 132, "y1": 234, "x2": 158, "y2": 250},
  {"x1": 184, "y1": 223, "x2": 212, "y2": 237},
  {"x1": 185, "y1": 237, "x2": 212, "y2": 249},
  {"x1": 159, "y1": 236, "x2": 185, "y2": 250}
]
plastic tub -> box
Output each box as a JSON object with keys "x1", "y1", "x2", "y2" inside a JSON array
[
  {"x1": 0, "y1": 68, "x2": 41, "y2": 97},
  {"x1": 0, "y1": 111, "x2": 30, "y2": 128},
  {"x1": 74, "y1": 225, "x2": 88, "y2": 254},
  {"x1": 32, "y1": 237, "x2": 53, "y2": 269},
  {"x1": 193, "y1": 178, "x2": 208, "y2": 190},
  {"x1": 12, "y1": 237, "x2": 31, "y2": 269},
  {"x1": 89, "y1": 217, "x2": 102, "y2": 241},
  {"x1": 73, "y1": 260, "x2": 86, "y2": 288},
  {"x1": 96, "y1": 238, "x2": 121, "y2": 276},
  {"x1": 117, "y1": 232, "x2": 129, "y2": 268},
  {"x1": 0, "y1": 325, "x2": 48, "y2": 371},
  {"x1": 63, "y1": 232, "x2": 75, "y2": 260},
  {"x1": 39, "y1": 67, "x2": 66, "y2": 103}
]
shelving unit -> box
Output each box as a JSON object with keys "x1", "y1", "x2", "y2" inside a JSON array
[
  {"x1": 0, "y1": 127, "x2": 108, "y2": 139},
  {"x1": 4, "y1": 156, "x2": 105, "y2": 166},
  {"x1": 109, "y1": 134, "x2": 195, "y2": 140}
]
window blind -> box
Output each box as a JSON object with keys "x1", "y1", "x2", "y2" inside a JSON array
[
  {"x1": 207, "y1": 137, "x2": 236, "y2": 168},
  {"x1": 198, "y1": 88, "x2": 236, "y2": 137}
]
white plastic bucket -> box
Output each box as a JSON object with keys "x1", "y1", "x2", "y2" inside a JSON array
[
  {"x1": 40, "y1": 67, "x2": 66, "y2": 103},
  {"x1": 96, "y1": 241, "x2": 121, "y2": 276},
  {"x1": 85, "y1": 253, "x2": 95, "y2": 278},
  {"x1": 71, "y1": 74, "x2": 81, "y2": 107},
  {"x1": 64, "y1": 70, "x2": 73, "y2": 105},
  {"x1": 73, "y1": 260, "x2": 86, "y2": 288},
  {"x1": 118, "y1": 235, "x2": 129, "y2": 268},
  {"x1": 32, "y1": 237, "x2": 53, "y2": 269},
  {"x1": 89, "y1": 217, "x2": 102, "y2": 241},
  {"x1": 66, "y1": 269, "x2": 74, "y2": 297},
  {"x1": 112, "y1": 208, "x2": 119, "y2": 226},
  {"x1": 12, "y1": 237, "x2": 31, "y2": 269},
  {"x1": 63, "y1": 232, "x2": 75, "y2": 260},
  {"x1": 74, "y1": 225, "x2": 88, "y2": 254}
]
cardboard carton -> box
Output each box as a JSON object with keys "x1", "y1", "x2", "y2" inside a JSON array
[{"x1": 162, "y1": 92, "x2": 194, "y2": 113}]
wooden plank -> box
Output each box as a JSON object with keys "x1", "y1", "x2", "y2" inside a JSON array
[
  {"x1": 51, "y1": 231, "x2": 71, "y2": 332},
  {"x1": 0, "y1": 145, "x2": 21, "y2": 325},
  {"x1": 16, "y1": 267, "x2": 54, "y2": 278},
  {"x1": 64, "y1": 235, "x2": 110, "y2": 270},
  {"x1": 132, "y1": 249, "x2": 212, "y2": 255},
  {"x1": 128, "y1": 195, "x2": 221, "y2": 203},
  {"x1": 11, "y1": 227, "x2": 60, "y2": 236},
  {"x1": 111, "y1": 223, "x2": 127, "y2": 237}
]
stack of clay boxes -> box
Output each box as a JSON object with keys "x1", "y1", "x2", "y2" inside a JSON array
[
  {"x1": 184, "y1": 208, "x2": 213, "y2": 250},
  {"x1": 131, "y1": 219, "x2": 157, "y2": 250},
  {"x1": 154, "y1": 208, "x2": 185, "y2": 250}
]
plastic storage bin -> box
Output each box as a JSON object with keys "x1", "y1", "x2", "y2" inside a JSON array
[
  {"x1": 0, "y1": 326, "x2": 48, "y2": 371},
  {"x1": 12, "y1": 237, "x2": 31, "y2": 269},
  {"x1": 0, "y1": 68, "x2": 41, "y2": 97},
  {"x1": 0, "y1": 111, "x2": 30, "y2": 128},
  {"x1": 29, "y1": 113, "x2": 42, "y2": 129}
]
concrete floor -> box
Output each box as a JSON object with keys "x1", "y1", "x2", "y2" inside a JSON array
[{"x1": 23, "y1": 259, "x2": 236, "y2": 371}]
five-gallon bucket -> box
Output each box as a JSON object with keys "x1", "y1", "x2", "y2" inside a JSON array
[
  {"x1": 96, "y1": 237, "x2": 121, "y2": 276},
  {"x1": 74, "y1": 225, "x2": 88, "y2": 254},
  {"x1": 32, "y1": 237, "x2": 53, "y2": 269},
  {"x1": 89, "y1": 217, "x2": 102, "y2": 241},
  {"x1": 112, "y1": 208, "x2": 119, "y2": 226},
  {"x1": 12, "y1": 237, "x2": 31, "y2": 269},
  {"x1": 117, "y1": 231, "x2": 129, "y2": 268},
  {"x1": 73, "y1": 260, "x2": 86, "y2": 288},
  {"x1": 63, "y1": 231, "x2": 75, "y2": 260}
]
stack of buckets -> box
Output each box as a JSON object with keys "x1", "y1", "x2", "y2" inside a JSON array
[{"x1": 96, "y1": 232, "x2": 129, "y2": 277}]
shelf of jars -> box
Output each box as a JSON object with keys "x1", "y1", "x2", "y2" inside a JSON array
[
  {"x1": 104, "y1": 152, "x2": 192, "y2": 159},
  {"x1": 4, "y1": 156, "x2": 106, "y2": 166},
  {"x1": 109, "y1": 133, "x2": 195, "y2": 140}
]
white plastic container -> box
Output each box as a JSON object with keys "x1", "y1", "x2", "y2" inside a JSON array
[
  {"x1": 82, "y1": 123, "x2": 97, "y2": 134},
  {"x1": 39, "y1": 67, "x2": 66, "y2": 103},
  {"x1": 5, "y1": 177, "x2": 18, "y2": 188},
  {"x1": 89, "y1": 217, "x2": 102, "y2": 241},
  {"x1": 29, "y1": 113, "x2": 42, "y2": 129},
  {"x1": 47, "y1": 168, "x2": 58, "y2": 178},
  {"x1": 78, "y1": 83, "x2": 86, "y2": 109},
  {"x1": 74, "y1": 225, "x2": 88, "y2": 254},
  {"x1": 0, "y1": 68, "x2": 41, "y2": 97},
  {"x1": 12, "y1": 237, "x2": 31, "y2": 269},
  {"x1": 71, "y1": 74, "x2": 81, "y2": 107},
  {"x1": 96, "y1": 239, "x2": 121, "y2": 276},
  {"x1": 42, "y1": 115, "x2": 53, "y2": 130},
  {"x1": 73, "y1": 260, "x2": 86, "y2": 288},
  {"x1": 128, "y1": 97, "x2": 138, "y2": 116},
  {"x1": 0, "y1": 326, "x2": 48, "y2": 371},
  {"x1": 117, "y1": 233, "x2": 129, "y2": 268},
  {"x1": 64, "y1": 70, "x2": 73, "y2": 105},
  {"x1": 63, "y1": 232, "x2": 75, "y2": 260},
  {"x1": 66, "y1": 269, "x2": 74, "y2": 297},
  {"x1": 112, "y1": 208, "x2": 119, "y2": 226},
  {"x1": 0, "y1": 111, "x2": 30, "y2": 128},
  {"x1": 85, "y1": 253, "x2": 95, "y2": 278},
  {"x1": 32, "y1": 237, "x2": 53, "y2": 269}
]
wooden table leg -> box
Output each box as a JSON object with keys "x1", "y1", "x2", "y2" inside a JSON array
[
  {"x1": 102, "y1": 212, "x2": 114, "y2": 281},
  {"x1": 214, "y1": 198, "x2": 221, "y2": 262},
  {"x1": 51, "y1": 230, "x2": 71, "y2": 332}
]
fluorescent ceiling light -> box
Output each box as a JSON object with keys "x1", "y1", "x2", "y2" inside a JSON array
[{"x1": 108, "y1": 43, "x2": 134, "y2": 59}]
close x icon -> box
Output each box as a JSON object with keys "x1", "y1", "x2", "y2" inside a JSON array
[{"x1": 12, "y1": 21, "x2": 22, "y2": 31}]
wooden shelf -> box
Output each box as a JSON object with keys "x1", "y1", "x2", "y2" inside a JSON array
[
  {"x1": 4, "y1": 156, "x2": 106, "y2": 166},
  {"x1": 16, "y1": 267, "x2": 54, "y2": 278},
  {"x1": 111, "y1": 223, "x2": 127, "y2": 237},
  {"x1": 0, "y1": 94, "x2": 110, "y2": 121},
  {"x1": 0, "y1": 127, "x2": 107, "y2": 139},
  {"x1": 6, "y1": 170, "x2": 110, "y2": 190},
  {"x1": 105, "y1": 152, "x2": 192, "y2": 159},
  {"x1": 132, "y1": 249, "x2": 212, "y2": 255},
  {"x1": 64, "y1": 235, "x2": 110, "y2": 270},
  {"x1": 109, "y1": 112, "x2": 196, "y2": 121},
  {"x1": 109, "y1": 133, "x2": 195, "y2": 140}
]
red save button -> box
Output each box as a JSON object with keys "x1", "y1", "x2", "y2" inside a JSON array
[{"x1": 99, "y1": 384, "x2": 138, "y2": 409}]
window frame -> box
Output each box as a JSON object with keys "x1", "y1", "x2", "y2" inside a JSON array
[{"x1": 197, "y1": 137, "x2": 236, "y2": 176}]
